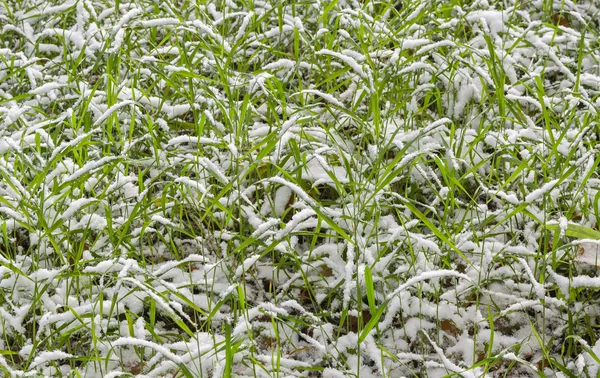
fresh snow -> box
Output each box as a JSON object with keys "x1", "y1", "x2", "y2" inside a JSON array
[{"x1": 1, "y1": 0, "x2": 600, "y2": 377}]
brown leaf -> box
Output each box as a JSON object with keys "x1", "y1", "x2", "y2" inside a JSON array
[
  {"x1": 552, "y1": 13, "x2": 569, "y2": 27},
  {"x1": 347, "y1": 309, "x2": 373, "y2": 333},
  {"x1": 320, "y1": 266, "x2": 333, "y2": 277},
  {"x1": 537, "y1": 358, "x2": 551, "y2": 370},
  {"x1": 126, "y1": 361, "x2": 144, "y2": 375},
  {"x1": 260, "y1": 336, "x2": 278, "y2": 349},
  {"x1": 441, "y1": 319, "x2": 459, "y2": 337}
]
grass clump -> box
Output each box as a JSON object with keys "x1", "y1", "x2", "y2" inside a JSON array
[{"x1": 1, "y1": 0, "x2": 600, "y2": 377}]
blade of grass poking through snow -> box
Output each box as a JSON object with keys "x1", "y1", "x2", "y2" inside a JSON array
[
  {"x1": 402, "y1": 200, "x2": 473, "y2": 267},
  {"x1": 364, "y1": 265, "x2": 376, "y2": 315},
  {"x1": 484, "y1": 306, "x2": 495, "y2": 375},
  {"x1": 545, "y1": 223, "x2": 600, "y2": 240},
  {"x1": 224, "y1": 321, "x2": 233, "y2": 378},
  {"x1": 267, "y1": 176, "x2": 354, "y2": 244},
  {"x1": 358, "y1": 302, "x2": 385, "y2": 344},
  {"x1": 359, "y1": 270, "x2": 472, "y2": 345}
]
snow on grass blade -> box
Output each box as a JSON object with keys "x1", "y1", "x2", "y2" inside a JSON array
[
  {"x1": 267, "y1": 176, "x2": 353, "y2": 243},
  {"x1": 1, "y1": 0, "x2": 600, "y2": 376},
  {"x1": 545, "y1": 222, "x2": 600, "y2": 240}
]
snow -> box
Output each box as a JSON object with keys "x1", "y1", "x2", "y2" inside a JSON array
[
  {"x1": 30, "y1": 82, "x2": 63, "y2": 95},
  {"x1": 0, "y1": 139, "x2": 9, "y2": 154},
  {"x1": 525, "y1": 179, "x2": 560, "y2": 203},
  {"x1": 423, "y1": 332, "x2": 479, "y2": 378},
  {"x1": 76, "y1": 213, "x2": 108, "y2": 231},
  {"x1": 1, "y1": 0, "x2": 599, "y2": 376},
  {"x1": 30, "y1": 351, "x2": 73, "y2": 369},
  {"x1": 150, "y1": 214, "x2": 178, "y2": 228},
  {"x1": 300, "y1": 89, "x2": 344, "y2": 107},
  {"x1": 274, "y1": 185, "x2": 292, "y2": 217},
  {"x1": 93, "y1": 100, "x2": 135, "y2": 126},
  {"x1": 61, "y1": 198, "x2": 96, "y2": 220},
  {"x1": 316, "y1": 49, "x2": 367, "y2": 79},
  {"x1": 465, "y1": 11, "x2": 507, "y2": 36},
  {"x1": 518, "y1": 258, "x2": 545, "y2": 298},
  {"x1": 109, "y1": 28, "x2": 126, "y2": 53},
  {"x1": 406, "y1": 4, "x2": 427, "y2": 22},
  {"x1": 267, "y1": 177, "x2": 319, "y2": 210},
  {"x1": 263, "y1": 59, "x2": 296, "y2": 71},
  {"x1": 139, "y1": 18, "x2": 181, "y2": 28},
  {"x1": 167, "y1": 135, "x2": 220, "y2": 146},
  {"x1": 64, "y1": 156, "x2": 119, "y2": 182},
  {"x1": 235, "y1": 254, "x2": 262, "y2": 277},
  {"x1": 303, "y1": 158, "x2": 349, "y2": 184},
  {"x1": 198, "y1": 157, "x2": 229, "y2": 183},
  {"x1": 174, "y1": 177, "x2": 210, "y2": 196},
  {"x1": 387, "y1": 270, "x2": 472, "y2": 301},
  {"x1": 0, "y1": 206, "x2": 27, "y2": 223},
  {"x1": 112, "y1": 8, "x2": 141, "y2": 35},
  {"x1": 27, "y1": 1, "x2": 76, "y2": 16},
  {"x1": 111, "y1": 338, "x2": 183, "y2": 364}
]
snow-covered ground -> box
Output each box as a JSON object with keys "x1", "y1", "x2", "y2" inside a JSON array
[{"x1": 1, "y1": 0, "x2": 600, "y2": 376}]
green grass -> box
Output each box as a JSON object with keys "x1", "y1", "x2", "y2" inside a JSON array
[{"x1": 1, "y1": 0, "x2": 600, "y2": 376}]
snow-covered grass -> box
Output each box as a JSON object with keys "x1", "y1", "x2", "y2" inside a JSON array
[{"x1": 1, "y1": 0, "x2": 600, "y2": 376}]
